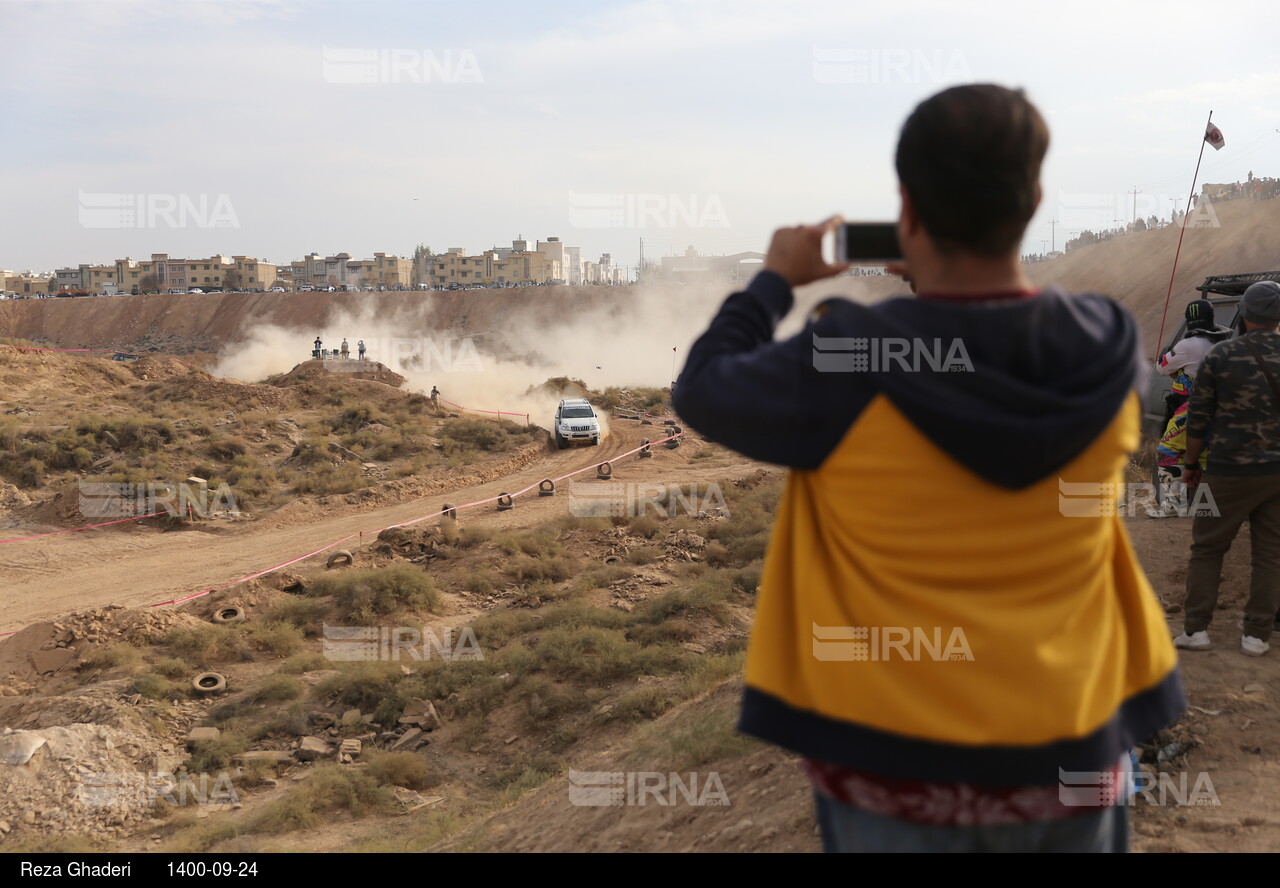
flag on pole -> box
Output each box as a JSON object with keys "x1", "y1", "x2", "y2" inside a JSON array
[{"x1": 1205, "y1": 122, "x2": 1225, "y2": 151}]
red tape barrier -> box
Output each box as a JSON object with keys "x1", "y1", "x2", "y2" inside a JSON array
[
  {"x1": 437, "y1": 395, "x2": 528, "y2": 422},
  {"x1": 0, "y1": 510, "x2": 170, "y2": 545},
  {"x1": 0, "y1": 421, "x2": 683, "y2": 635}
]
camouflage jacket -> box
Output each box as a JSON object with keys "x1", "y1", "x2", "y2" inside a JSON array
[{"x1": 1187, "y1": 329, "x2": 1280, "y2": 474}]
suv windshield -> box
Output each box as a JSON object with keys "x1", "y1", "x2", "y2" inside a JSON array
[{"x1": 561, "y1": 406, "x2": 593, "y2": 418}]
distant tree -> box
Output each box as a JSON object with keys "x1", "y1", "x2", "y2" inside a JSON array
[
  {"x1": 138, "y1": 273, "x2": 160, "y2": 294},
  {"x1": 223, "y1": 269, "x2": 244, "y2": 291},
  {"x1": 46, "y1": 278, "x2": 57, "y2": 295}
]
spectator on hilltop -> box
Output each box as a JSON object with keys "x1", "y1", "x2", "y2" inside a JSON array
[{"x1": 673, "y1": 83, "x2": 1183, "y2": 853}]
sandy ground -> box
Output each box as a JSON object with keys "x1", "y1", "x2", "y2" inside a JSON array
[{"x1": 0, "y1": 420, "x2": 730, "y2": 635}]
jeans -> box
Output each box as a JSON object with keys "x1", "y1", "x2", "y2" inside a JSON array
[{"x1": 813, "y1": 792, "x2": 1129, "y2": 853}]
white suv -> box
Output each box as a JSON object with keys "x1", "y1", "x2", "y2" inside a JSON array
[{"x1": 554, "y1": 398, "x2": 600, "y2": 448}]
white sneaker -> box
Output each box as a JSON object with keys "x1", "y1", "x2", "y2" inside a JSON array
[
  {"x1": 1242, "y1": 636, "x2": 1270, "y2": 657},
  {"x1": 1174, "y1": 631, "x2": 1211, "y2": 651}
]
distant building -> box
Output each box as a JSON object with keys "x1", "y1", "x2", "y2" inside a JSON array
[
  {"x1": 3, "y1": 271, "x2": 52, "y2": 296},
  {"x1": 584, "y1": 253, "x2": 622, "y2": 284},
  {"x1": 658, "y1": 246, "x2": 765, "y2": 284},
  {"x1": 536, "y1": 237, "x2": 567, "y2": 284},
  {"x1": 426, "y1": 240, "x2": 565, "y2": 287},
  {"x1": 231, "y1": 255, "x2": 277, "y2": 290}
]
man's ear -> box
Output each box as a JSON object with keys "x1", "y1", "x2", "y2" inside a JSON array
[{"x1": 898, "y1": 184, "x2": 919, "y2": 237}]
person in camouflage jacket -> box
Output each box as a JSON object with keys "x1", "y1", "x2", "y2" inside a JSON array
[{"x1": 1177, "y1": 281, "x2": 1280, "y2": 656}]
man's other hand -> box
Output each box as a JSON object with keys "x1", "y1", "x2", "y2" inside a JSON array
[{"x1": 763, "y1": 217, "x2": 850, "y2": 288}]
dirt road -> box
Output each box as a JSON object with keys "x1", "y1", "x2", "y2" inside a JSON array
[{"x1": 0, "y1": 420, "x2": 738, "y2": 634}]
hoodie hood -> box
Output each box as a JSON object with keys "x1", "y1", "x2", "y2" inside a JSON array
[{"x1": 831, "y1": 286, "x2": 1146, "y2": 489}]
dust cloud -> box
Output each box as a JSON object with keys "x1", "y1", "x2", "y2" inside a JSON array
[
  {"x1": 208, "y1": 276, "x2": 895, "y2": 432},
  {"x1": 210, "y1": 283, "x2": 729, "y2": 431}
]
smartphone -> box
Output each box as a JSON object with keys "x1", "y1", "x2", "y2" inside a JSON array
[{"x1": 835, "y1": 222, "x2": 901, "y2": 263}]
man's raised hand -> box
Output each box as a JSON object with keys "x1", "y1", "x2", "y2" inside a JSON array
[{"x1": 763, "y1": 216, "x2": 850, "y2": 288}]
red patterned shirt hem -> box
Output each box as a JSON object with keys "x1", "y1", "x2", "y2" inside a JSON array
[{"x1": 802, "y1": 757, "x2": 1125, "y2": 826}]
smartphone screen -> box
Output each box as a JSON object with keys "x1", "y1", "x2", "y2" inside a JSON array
[{"x1": 837, "y1": 223, "x2": 900, "y2": 262}]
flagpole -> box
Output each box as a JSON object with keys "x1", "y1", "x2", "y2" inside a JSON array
[
  {"x1": 1155, "y1": 110, "x2": 1214, "y2": 357},
  {"x1": 671, "y1": 347, "x2": 677, "y2": 387}
]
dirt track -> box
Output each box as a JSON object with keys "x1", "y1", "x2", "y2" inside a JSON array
[{"x1": 0, "y1": 420, "x2": 741, "y2": 635}]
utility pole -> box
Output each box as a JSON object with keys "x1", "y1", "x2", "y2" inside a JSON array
[
  {"x1": 1129, "y1": 186, "x2": 1142, "y2": 222},
  {"x1": 1050, "y1": 217, "x2": 1058, "y2": 252},
  {"x1": 638, "y1": 237, "x2": 644, "y2": 285},
  {"x1": 1041, "y1": 239, "x2": 1048, "y2": 255}
]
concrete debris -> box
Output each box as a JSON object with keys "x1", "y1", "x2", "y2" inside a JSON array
[
  {"x1": 390, "y1": 728, "x2": 423, "y2": 751},
  {"x1": 294, "y1": 736, "x2": 331, "y2": 762},
  {"x1": 399, "y1": 698, "x2": 441, "y2": 731}
]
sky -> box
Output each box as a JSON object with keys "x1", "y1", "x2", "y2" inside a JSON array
[{"x1": 3, "y1": 0, "x2": 1279, "y2": 274}]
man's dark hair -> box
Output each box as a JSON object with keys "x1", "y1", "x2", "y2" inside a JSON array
[{"x1": 895, "y1": 84, "x2": 1049, "y2": 257}]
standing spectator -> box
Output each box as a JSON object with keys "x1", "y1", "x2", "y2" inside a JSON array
[
  {"x1": 313, "y1": 336, "x2": 322, "y2": 357},
  {"x1": 340, "y1": 338, "x2": 349, "y2": 359},
  {"x1": 1177, "y1": 281, "x2": 1280, "y2": 655},
  {"x1": 358, "y1": 339, "x2": 366, "y2": 360},
  {"x1": 673, "y1": 84, "x2": 1183, "y2": 853},
  {"x1": 430, "y1": 385, "x2": 440, "y2": 413},
  {"x1": 1151, "y1": 300, "x2": 1233, "y2": 517}
]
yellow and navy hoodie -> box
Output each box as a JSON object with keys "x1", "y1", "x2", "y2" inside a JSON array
[{"x1": 672, "y1": 270, "x2": 1184, "y2": 786}]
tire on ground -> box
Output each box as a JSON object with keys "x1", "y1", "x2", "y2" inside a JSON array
[
  {"x1": 211, "y1": 606, "x2": 245, "y2": 624},
  {"x1": 326, "y1": 549, "x2": 354, "y2": 569},
  {"x1": 192, "y1": 672, "x2": 227, "y2": 695}
]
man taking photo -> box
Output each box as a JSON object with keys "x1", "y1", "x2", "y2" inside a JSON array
[{"x1": 673, "y1": 84, "x2": 1184, "y2": 853}]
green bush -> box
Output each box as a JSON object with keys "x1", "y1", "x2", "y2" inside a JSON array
[
  {"x1": 261, "y1": 597, "x2": 330, "y2": 634},
  {"x1": 535, "y1": 626, "x2": 686, "y2": 682},
  {"x1": 250, "y1": 765, "x2": 394, "y2": 834},
  {"x1": 248, "y1": 621, "x2": 306, "y2": 658},
  {"x1": 207, "y1": 436, "x2": 248, "y2": 460},
  {"x1": 307, "y1": 564, "x2": 441, "y2": 624},
  {"x1": 152, "y1": 657, "x2": 189, "y2": 679},
  {"x1": 314, "y1": 662, "x2": 402, "y2": 713},
  {"x1": 127, "y1": 672, "x2": 177, "y2": 700},
  {"x1": 250, "y1": 674, "x2": 302, "y2": 702},
  {"x1": 186, "y1": 733, "x2": 248, "y2": 774},
  {"x1": 163, "y1": 625, "x2": 249, "y2": 666},
  {"x1": 366, "y1": 751, "x2": 434, "y2": 789}
]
